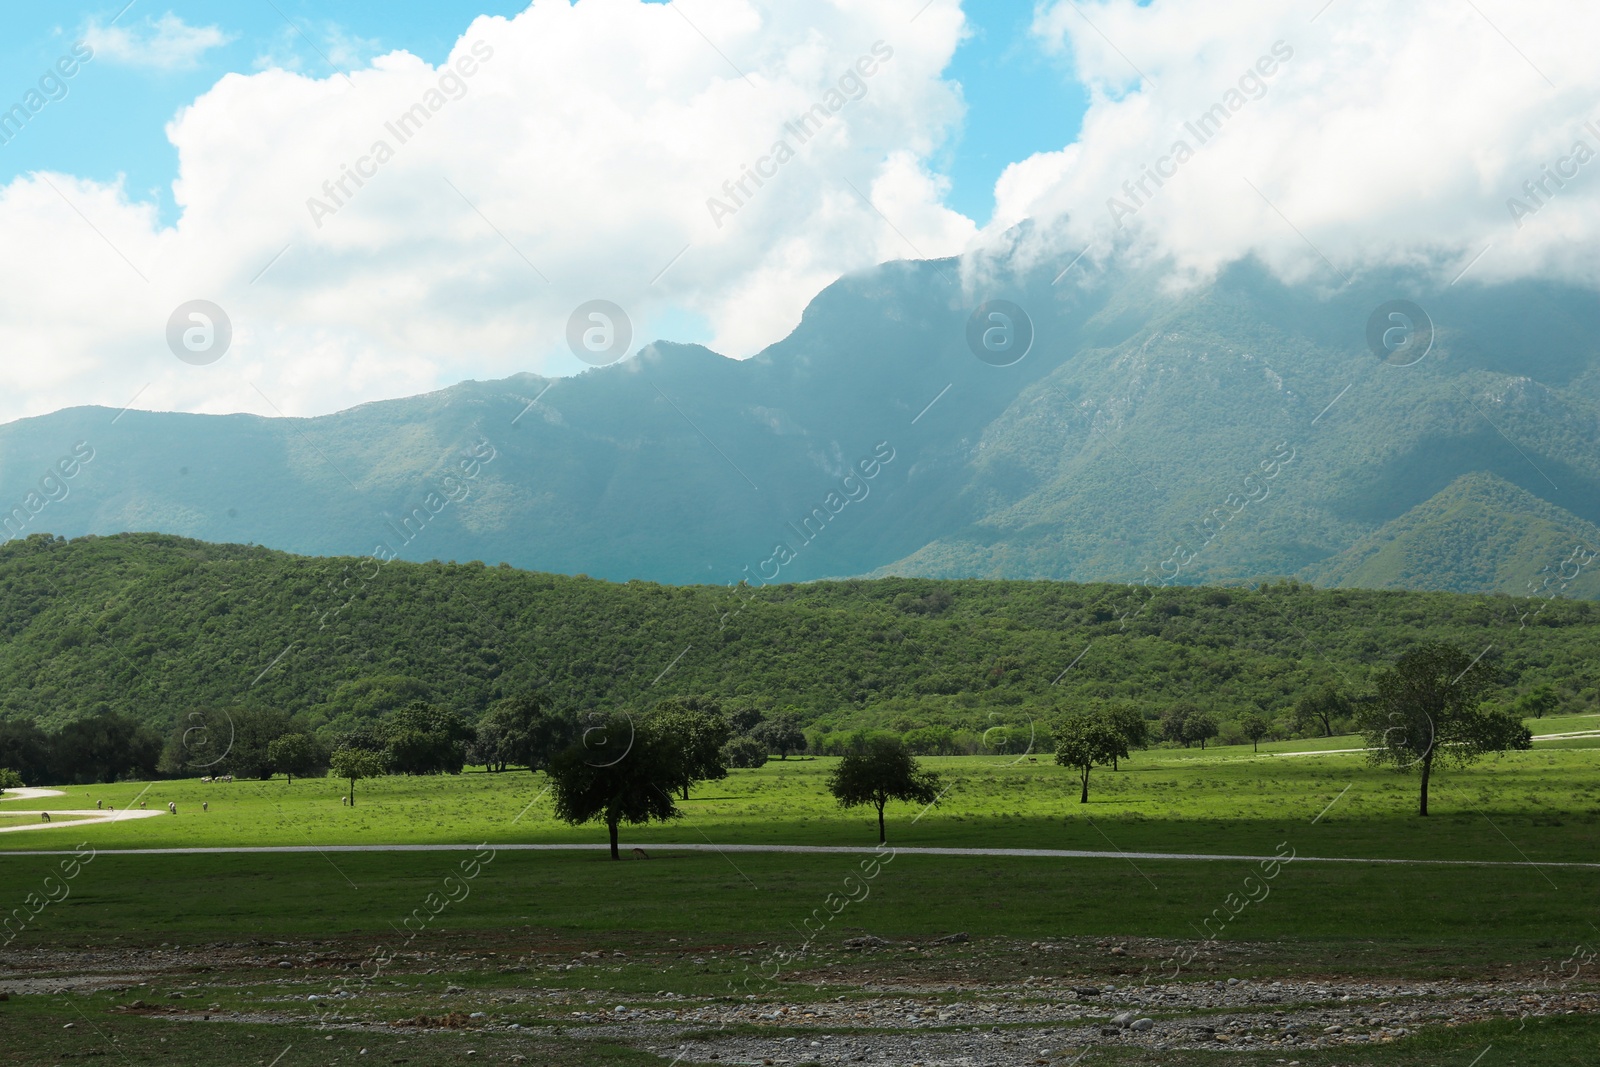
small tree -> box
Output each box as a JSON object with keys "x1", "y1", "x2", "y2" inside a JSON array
[
  {"x1": 1160, "y1": 702, "x2": 1196, "y2": 746},
  {"x1": 266, "y1": 733, "x2": 326, "y2": 784},
  {"x1": 549, "y1": 716, "x2": 681, "y2": 859},
  {"x1": 329, "y1": 748, "x2": 385, "y2": 806},
  {"x1": 1514, "y1": 684, "x2": 1560, "y2": 720},
  {"x1": 1356, "y1": 644, "x2": 1532, "y2": 816},
  {"x1": 1240, "y1": 712, "x2": 1272, "y2": 753},
  {"x1": 0, "y1": 768, "x2": 24, "y2": 791},
  {"x1": 471, "y1": 694, "x2": 573, "y2": 772},
  {"x1": 1053, "y1": 715, "x2": 1128, "y2": 803},
  {"x1": 651, "y1": 701, "x2": 733, "y2": 799},
  {"x1": 753, "y1": 713, "x2": 807, "y2": 760},
  {"x1": 827, "y1": 739, "x2": 942, "y2": 844},
  {"x1": 1293, "y1": 684, "x2": 1351, "y2": 738},
  {"x1": 1184, "y1": 711, "x2": 1219, "y2": 750},
  {"x1": 1102, "y1": 701, "x2": 1149, "y2": 769},
  {"x1": 721, "y1": 735, "x2": 769, "y2": 769}
]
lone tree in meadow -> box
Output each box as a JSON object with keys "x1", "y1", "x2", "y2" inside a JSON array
[
  {"x1": 549, "y1": 716, "x2": 681, "y2": 859},
  {"x1": 1241, "y1": 711, "x2": 1273, "y2": 753},
  {"x1": 1053, "y1": 714, "x2": 1129, "y2": 803},
  {"x1": 329, "y1": 747, "x2": 385, "y2": 806},
  {"x1": 827, "y1": 738, "x2": 942, "y2": 844},
  {"x1": 1355, "y1": 644, "x2": 1532, "y2": 816}
]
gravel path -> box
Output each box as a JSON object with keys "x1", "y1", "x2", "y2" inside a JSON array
[{"x1": 1, "y1": 841, "x2": 1592, "y2": 869}]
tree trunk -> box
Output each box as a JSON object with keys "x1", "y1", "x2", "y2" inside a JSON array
[
  {"x1": 287, "y1": 772, "x2": 293, "y2": 784},
  {"x1": 609, "y1": 818, "x2": 620, "y2": 859},
  {"x1": 348, "y1": 777, "x2": 355, "y2": 806},
  {"x1": 1418, "y1": 753, "x2": 1433, "y2": 817},
  {"x1": 876, "y1": 801, "x2": 886, "y2": 844},
  {"x1": 1080, "y1": 766, "x2": 1090, "y2": 804},
  {"x1": 1251, "y1": 739, "x2": 1258, "y2": 753}
]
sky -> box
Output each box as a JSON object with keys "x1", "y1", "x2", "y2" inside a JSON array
[{"x1": 0, "y1": 0, "x2": 1592, "y2": 425}]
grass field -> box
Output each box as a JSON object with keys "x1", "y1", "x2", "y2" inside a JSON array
[
  {"x1": 2, "y1": 733, "x2": 1596, "y2": 1065},
  {"x1": 6, "y1": 733, "x2": 1596, "y2": 863}
]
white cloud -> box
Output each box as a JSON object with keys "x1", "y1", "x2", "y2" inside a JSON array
[
  {"x1": 1, "y1": 0, "x2": 975, "y2": 425},
  {"x1": 84, "y1": 12, "x2": 236, "y2": 70},
  {"x1": 987, "y1": 0, "x2": 1600, "y2": 293}
]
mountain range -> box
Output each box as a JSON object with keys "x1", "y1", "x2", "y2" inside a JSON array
[{"x1": 3, "y1": 243, "x2": 1598, "y2": 598}]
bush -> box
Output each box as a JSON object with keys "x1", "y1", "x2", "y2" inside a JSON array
[
  {"x1": 0, "y1": 767, "x2": 24, "y2": 789},
  {"x1": 722, "y1": 736, "x2": 768, "y2": 769}
]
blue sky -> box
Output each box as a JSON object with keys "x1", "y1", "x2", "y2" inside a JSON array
[{"x1": 0, "y1": 0, "x2": 1085, "y2": 228}]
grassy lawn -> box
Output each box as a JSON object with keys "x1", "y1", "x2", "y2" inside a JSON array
[
  {"x1": 4, "y1": 742, "x2": 1596, "y2": 866},
  {"x1": 4, "y1": 738, "x2": 1596, "y2": 1066}
]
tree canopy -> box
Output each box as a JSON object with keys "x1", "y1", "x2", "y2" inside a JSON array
[
  {"x1": 1053, "y1": 714, "x2": 1129, "y2": 803},
  {"x1": 549, "y1": 716, "x2": 682, "y2": 859},
  {"x1": 1356, "y1": 643, "x2": 1533, "y2": 815},
  {"x1": 827, "y1": 738, "x2": 943, "y2": 844}
]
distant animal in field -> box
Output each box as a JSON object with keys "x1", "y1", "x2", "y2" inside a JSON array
[
  {"x1": 139, "y1": 800, "x2": 146, "y2": 809},
  {"x1": 202, "y1": 801, "x2": 209, "y2": 812},
  {"x1": 95, "y1": 800, "x2": 102, "y2": 810},
  {"x1": 168, "y1": 802, "x2": 177, "y2": 815},
  {"x1": 1028, "y1": 757, "x2": 1038, "y2": 762},
  {"x1": 631, "y1": 847, "x2": 649, "y2": 860},
  {"x1": 39, "y1": 812, "x2": 50, "y2": 823},
  {"x1": 200, "y1": 776, "x2": 211, "y2": 783}
]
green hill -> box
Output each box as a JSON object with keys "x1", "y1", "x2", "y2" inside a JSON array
[
  {"x1": 2, "y1": 533, "x2": 1594, "y2": 741},
  {"x1": 1303, "y1": 472, "x2": 1600, "y2": 594}
]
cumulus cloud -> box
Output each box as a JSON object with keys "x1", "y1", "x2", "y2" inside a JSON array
[
  {"x1": 84, "y1": 12, "x2": 237, "y2": 70},
  {"x1": 2, "y1": 0, "x2": 975, "y2": 424},
  {"x1": 987, "y1": 0, "x2": 1600, "y2": 292}
]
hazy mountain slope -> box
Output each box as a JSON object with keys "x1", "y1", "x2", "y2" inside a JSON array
[{"x1": 2, "y1": 251, "x2": 1598, "y2": 593}]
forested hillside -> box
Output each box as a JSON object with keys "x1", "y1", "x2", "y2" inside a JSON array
[{"x1": 2, "y1": 533, "x2": 1594, "y2": 745}]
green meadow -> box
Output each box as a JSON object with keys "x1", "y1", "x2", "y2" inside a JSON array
[{"x1": 7, "y1": 730, "x2": 1597, "y2": 864}]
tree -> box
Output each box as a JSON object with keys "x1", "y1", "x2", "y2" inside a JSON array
[
  {"x1": 1160, "y1": 702, "x2": 1197, "y2": 746},
  {"x1": 0, "y1": 720, "x2": 50, "y2": 785},
  {"x1": 48, "y1": 712, "x2": 161, "y2": 785},
  {"x1": 381, "y1": 701, "x2": 472, "y2": 775},
  {"x1": 471, "y1": 694, "x2": 573, "y2": 772},
  {"x1": 1053, "y1": 715, "x2": 1129, "y2": 803},
  {"x1": 1184, "y1": 711, "x2": 1219, "y2": 750},
  {"x1": 266, "y1": 733, "x2": 326, "y2": 783},
  {"x1": 826, "y1": 738, "x2": 942, "y2": 844},
  {"x1": 1293, "y1": 684, "x2": 1351, "y2": 738},
  {"x1": 1101, "y1": 701, "x2": 1149, "y2": 769},
  {"x1": 0, "y1": 768, "x2": 24, "y2": 790},
  {"x1": 721, "y1": 735, "x2": 768, "y2": 769},
  {"x1": 1241, "y1": 712, "x2": 1272, "y2": 753},
  {"x1": 1356, "y1": 643, "x2": 1532, "y2": 816},
  {"x1": 549, "y1": 716, "x2": 681, "y2": 859},
  {"x1": 726, "y1": 703, "x2": 765, "y2": 734},
  {"x1": 753, "y1": 713, "x2": 806, "y2": 760},
  {"x1": 650, "y1": 701, "x2": 733, "y2": 799},
  {"x1": 329, "y1": 747, "x2": 385, "y2": 806},
  {"x1": 1514, "y1": 684, "x2": 1561, "y2": 719}
]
